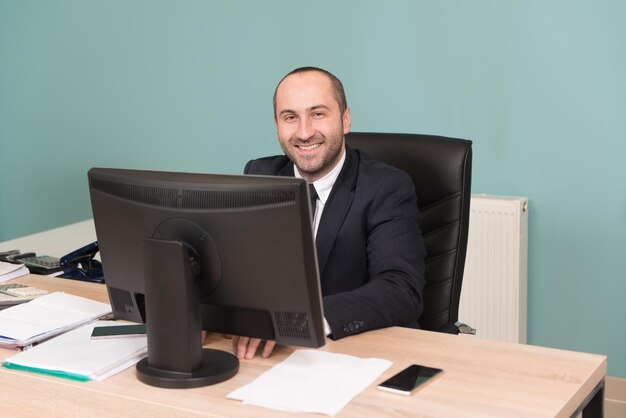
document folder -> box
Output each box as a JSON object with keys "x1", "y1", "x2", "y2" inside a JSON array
[{"x1": 3, "y1": 321, "x2": 147, "y2": 382}]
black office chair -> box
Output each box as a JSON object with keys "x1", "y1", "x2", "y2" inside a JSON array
[{"x1": 345, "y1": 132, "x2": 473, "y2": 334}]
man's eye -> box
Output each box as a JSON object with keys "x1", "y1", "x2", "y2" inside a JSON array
[
  {"x1": 284, "y1": 115, "x2": 296, "y2": 122},
  {"x1": 312, "y1": 112, "x2": 325, "y2": 118}
]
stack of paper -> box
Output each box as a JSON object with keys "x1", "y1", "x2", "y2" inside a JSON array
[
  {"x1": 0, "y1": 292, "x2": 111, "y2": 349},
  {"x1": 3, "y1": 321, "x2": 147, "y2": 381},
  {"x1": 0, "y1": 261, "x2": 29, "y2": 283}
]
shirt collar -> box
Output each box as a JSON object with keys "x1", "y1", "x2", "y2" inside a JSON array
[{"x1": 294, "y1": 146, "x2": 346, "y2": 205}]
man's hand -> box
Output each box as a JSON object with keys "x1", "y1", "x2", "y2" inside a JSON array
[{"x1": 231, "y1": 335, "x2": 276, "y2": 359}]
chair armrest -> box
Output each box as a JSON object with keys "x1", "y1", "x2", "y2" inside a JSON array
[
  {"x1": 455, "y1": 322, "x2": 476, "y2": 335},
  {"x1": 434, "y1": 322, "x2": 477, "y2": 335}
]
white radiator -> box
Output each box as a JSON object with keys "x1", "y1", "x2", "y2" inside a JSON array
[{"x1": 458, "y1": 195, "x2": 528, "y2": 343}]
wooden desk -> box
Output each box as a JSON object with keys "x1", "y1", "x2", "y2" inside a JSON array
[{"x1": 0, "y1": 275, "x2": 606, "y2": 417}]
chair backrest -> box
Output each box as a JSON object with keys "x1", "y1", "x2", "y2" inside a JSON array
[{"x1": 345, "y1": 132, "x2": 472, "y2": 333}]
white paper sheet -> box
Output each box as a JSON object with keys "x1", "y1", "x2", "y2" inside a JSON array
[
  {"x1": 0, "y1": 261, "x2": 29, "y2": 283},
  {"x1": 228, "y1": 350, "x2": 392, "y2": 416}
]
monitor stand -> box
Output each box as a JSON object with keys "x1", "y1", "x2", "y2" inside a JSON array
[{"x1": 136, "y1": 238, "x2": 239, "y2": 388}]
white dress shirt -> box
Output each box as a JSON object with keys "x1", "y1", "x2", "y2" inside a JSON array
[{"x1": 294, "y1": 148, "x2": 346, "y2": 239}]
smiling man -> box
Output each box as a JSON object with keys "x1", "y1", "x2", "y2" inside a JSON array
[
  {"x1": 236, "y1": 67, "x2": 426, "y2": 359},
  {"x1": 273, "y1": 69, "x2": 350, "y2": 182}
]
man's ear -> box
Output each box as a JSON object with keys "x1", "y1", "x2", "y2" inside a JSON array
[{"x1": 342, "y1": 107, "x2": 351, "y2": 134}]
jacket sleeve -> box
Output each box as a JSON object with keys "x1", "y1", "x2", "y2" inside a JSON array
[{"x1": 323, "y1": 169, "x2": 426, "y2": 339}]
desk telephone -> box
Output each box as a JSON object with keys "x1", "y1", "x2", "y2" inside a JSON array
[{"x1": 0, "y1": 242, "x2": 105, "y2": 283}]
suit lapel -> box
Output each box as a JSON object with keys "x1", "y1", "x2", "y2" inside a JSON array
[{"x1": 315, "y1": 146, "x2": 359, "y2": 275}]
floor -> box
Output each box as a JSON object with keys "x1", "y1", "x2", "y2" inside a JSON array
[{"x1": 605, "y1": 377, "x2": 626, "y2": 418}]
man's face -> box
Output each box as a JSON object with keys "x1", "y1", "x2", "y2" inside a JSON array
[{"x1": 274, "y1": 71, "x2": 351, "y2": 182}]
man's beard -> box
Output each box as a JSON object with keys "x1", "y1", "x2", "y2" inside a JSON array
[{"x1": 284, "y1": 131, "x2": 344, "y2": 180}]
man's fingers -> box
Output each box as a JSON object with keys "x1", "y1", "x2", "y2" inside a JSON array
[
  {"x1": 262, "y1": 340, "x2": 277, "y2": 358},
  {"x1": 236, "y1": 336, "x2": 250, "y2": 359},
  {"x1": 245, "y1": 338, "x2": 263, "y2": 359},
  {"x1": 234, "y1": 337, "x2": 261, "y2": 359},
  {"x1": 231, "y1": 335, "x2": 277, "y2": 359},
  {"x1": 232, "y1": 335, "x2": 241, "y2": 356}
]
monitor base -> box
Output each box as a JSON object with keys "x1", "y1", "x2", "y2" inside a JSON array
[{"x1": 136, "y1": 348, "x2": 239, "y2": 389}]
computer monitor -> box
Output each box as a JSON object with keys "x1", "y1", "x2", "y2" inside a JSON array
[{"x1": 88, "y1": 167, "x2": 325, "y2": 388}]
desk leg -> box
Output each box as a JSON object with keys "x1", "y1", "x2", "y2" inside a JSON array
[{"x1": 582, "y1": 380, "x2": 605, "y2": 418}]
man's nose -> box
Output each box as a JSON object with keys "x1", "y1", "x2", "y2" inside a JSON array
[{"x1": 296, "y1": 118, "x2": 314, "y2": 140}]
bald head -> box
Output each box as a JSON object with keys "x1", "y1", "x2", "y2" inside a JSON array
[{"x1": 273, "y1": 67, "x2": 347, "y2": 119}]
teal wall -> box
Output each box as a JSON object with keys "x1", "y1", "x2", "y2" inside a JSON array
[{"x1": 2, "y1": 1, "x2": 625, "y2": 375}]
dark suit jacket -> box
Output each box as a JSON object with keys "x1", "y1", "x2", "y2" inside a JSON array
[{"x1": 244, "y1": 146, "x2": 426, "y2": 339}]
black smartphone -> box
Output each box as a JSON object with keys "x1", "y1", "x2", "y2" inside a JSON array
[
  {"x1": 377, "y1": 364, "x2": 443, "y2": 395},
  {"x1": 91, "y1": 324, "x2": 147, "y2": 339}
]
